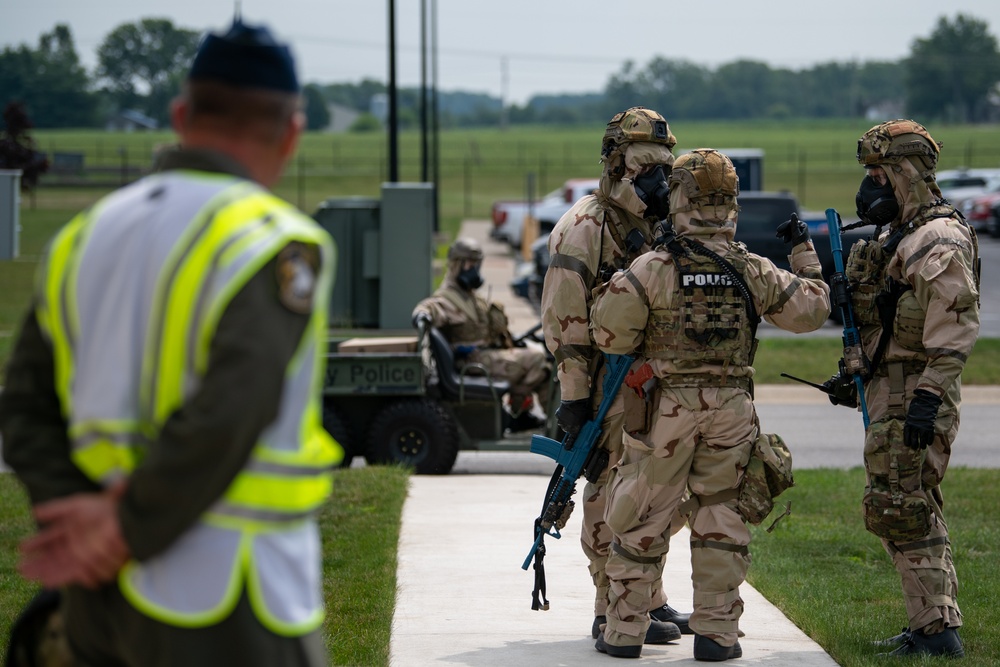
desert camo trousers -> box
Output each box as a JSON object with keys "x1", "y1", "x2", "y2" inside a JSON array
[
  {"x1": 865, "y1": 373, "x2": 963, "y2": 633},
  {"x1": 603, "y1": 387, "x2": 755, "y2": 649},
  {"x1": 474, "y1": 346, "x2": 551, "y2": 411}
]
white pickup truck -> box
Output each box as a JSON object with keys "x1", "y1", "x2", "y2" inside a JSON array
[{"x1": 490, "y1": 178, "x2": 600, "y2": 251}]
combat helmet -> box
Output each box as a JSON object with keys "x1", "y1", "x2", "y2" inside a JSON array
[
  {"x1": 601, "y1": 107, "x2": 677, "y2": 181},
  {"x1": 667, "y1": 149, "x2": 739, "y2": 213},
  {"x1": 447, "y1": 237, "x2": 483, "y2": 263},
  {"x1": 857, "y1": 119, "x2": 941, "y2": 175}
]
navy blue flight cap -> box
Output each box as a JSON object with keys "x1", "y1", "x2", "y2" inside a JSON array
[{"x1": 189, "y1": 19, "x2": 299, "y2": 93}]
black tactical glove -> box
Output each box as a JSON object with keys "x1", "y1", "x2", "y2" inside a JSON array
[
  {"x1": 412, "y1": 311, "x2": 432, "y2": 330},
  {"x1": 822, "y1": 372, "x2": 858, "y2": 408},
  {"x1": 775, "y1": 213, "x2": 811, "y2": 248},
  {"x1": 904, "y1": 389, "x2": 942, "y2": 450},
  {"x1": 555, "y1": 398, "x2": 590, "y2": 436}
]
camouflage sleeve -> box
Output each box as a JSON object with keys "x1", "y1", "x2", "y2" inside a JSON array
[
  {"x1": 412, "y1": 292, "x2": 462, "y2": 329},
  {"x1": 591, "y1": 265, "x2": 650, "y2": 355},
  {"x1": 788, "y1": 239, "x2": 824, "y2": 281},
  {"x1": 540, "y1": 202, "x2": 604, "y2": 401},
  {"x1": 746, "y1": 253, "x2": 831, "y2": 333},
  {"x1": 901, "y1": 224, "x2": 980, "y2": 398}
]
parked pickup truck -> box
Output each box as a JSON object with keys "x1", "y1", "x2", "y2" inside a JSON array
[{"x1": 491, "y1": 178, "x2": 600, "y2": 251}]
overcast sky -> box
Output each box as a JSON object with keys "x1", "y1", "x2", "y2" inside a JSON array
[{"x1": 4, "y1": 0, "x2": 1000, "y2": 105}]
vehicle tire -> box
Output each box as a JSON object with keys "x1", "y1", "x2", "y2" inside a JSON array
[
  {"x1": 323, "y1": 404, "x2": 355, "y2": 468},
  {"x1": 365, "y1": 399, "x2": 459, "y2": 475}
]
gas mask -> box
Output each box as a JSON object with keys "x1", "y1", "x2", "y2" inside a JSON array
[
  {"x1": 456, "y1": 263, "x2": 484, "y2": 290},
  {"x1": 855, "y1": 174, "x2": 899, "y2": 226},
  {"x1": 633, "y1": 165, "x2": 671, "y2": 220}
]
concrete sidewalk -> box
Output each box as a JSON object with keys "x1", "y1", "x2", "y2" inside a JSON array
[
  {"x1": 389, "y1": 474, "x2": 838, "y2": 666},
  {"x1": 389, "y1": 221, "x2": 838, "y2": 665}
]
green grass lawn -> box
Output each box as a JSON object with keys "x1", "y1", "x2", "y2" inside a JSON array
[
  {"x1": 2, "y1": 466, "x2": 996, "y2": 665},
  {"x1": 749, "y1": 467, "x2": 999, "y2": 666}
]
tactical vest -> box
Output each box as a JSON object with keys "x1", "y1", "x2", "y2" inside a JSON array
[
  {"x1": 439, "y1": 287, "x2": 490, "y2": 346},
  {"x1": 643, "y1": 244, "x2": 754, "y2": 369},
  {"x1": 36, "y1": 171, "x2": 339, "y2": 635},
  {"x1": 846, "y1": 204, "x2": 979, "y2": 353}
]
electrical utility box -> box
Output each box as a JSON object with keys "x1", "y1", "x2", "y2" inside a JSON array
[
  {"x1": 0, "y1": 170, "x2": 22, "y2": 260},
  {"x1": 314, "y1": 183, "x2": 435, "y2": 329}
]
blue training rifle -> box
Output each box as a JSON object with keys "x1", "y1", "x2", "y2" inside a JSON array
[
  {"x1": 522, "y1": 353, "x2": 633, "y2": 610},
  {"x1": 826, "y1": 208, "x2": 870, "y2": 429}
]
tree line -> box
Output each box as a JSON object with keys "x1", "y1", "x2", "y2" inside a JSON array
[{"x1": 2, "y1": 13, "x2": 999, "y2": 131}]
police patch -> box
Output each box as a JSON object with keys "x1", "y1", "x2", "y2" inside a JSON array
[
  {"x1": 681, "y1": 272, "x2": 733, "y2": 288},
  {"x1": 275, "y1": 242, "x2": 320, "y2": 314}
]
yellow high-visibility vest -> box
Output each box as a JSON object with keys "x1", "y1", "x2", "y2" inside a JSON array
[{"x1": 36, "y1": 169, "x2": 340, "y2": 634}]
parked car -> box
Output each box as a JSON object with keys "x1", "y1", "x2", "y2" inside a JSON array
[
  {"x1": 961, "y1": 179, "x2": 1000, "y2": 238},
  {"x1": 490, "y1": 178, "x2": 599, "y2": 251},
  {"x1": 936, "y1": 168, "x2": 1000, "y2": 225},
  {"x1": 512, "y1": 191, "x2": 869, "y2": 321}
]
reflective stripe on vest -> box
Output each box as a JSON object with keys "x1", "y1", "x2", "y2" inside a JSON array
[{"x1": 35, "y1": 170, "x2": 339, "y2": 633}]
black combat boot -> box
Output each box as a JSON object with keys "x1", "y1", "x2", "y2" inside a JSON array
[
  {"x1": 693, "y1": 633, "x2": 743, "y2": 661},
  {"x1": 592, "y1": 615, "x2": 606, "y2": 640},
  {"x1": 594, "y1": 616, "x2": 680, "y2": 643},
  {"x1": 884, "y1": 627, "x2": 964, "y2": 658},
  {"x1": 595, "y1": 632, "x2": 642, "y2": 659},
  {"x1": 643, "y1": 619, "x2": 682, "y2": 644},
  {"x1": 872, "y1": 627, "x2": 910, "y2": 648},
  {"x1": 650, "y1": 603, "x2": 693, "y2": 635}
]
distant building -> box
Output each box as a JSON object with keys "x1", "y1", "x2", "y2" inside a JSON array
[
  {"x1": 327, "y1": 103, "x2": 361, "y2": 133},
  {"x1": 370, "y1": 93, "x2": 388, "y2": 123},
  {"x1": 105, "y1": 109, "x2": 159, "y2": 132}
]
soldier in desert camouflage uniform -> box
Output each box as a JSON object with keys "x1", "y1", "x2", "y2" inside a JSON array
[
  {"x1": 540, "y1": 107, "x2": 691, "y2": 643},
  {"x1": 590, "y1": 149, "x2": 830, "y2": 660},
  {"x1": 413, "y1": 238, "x2": 551, "y2": 423},
  {"x1": 831, "y1": 120, "x2": 980, "y2": 659}
]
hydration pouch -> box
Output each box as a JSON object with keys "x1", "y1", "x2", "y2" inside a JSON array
[
  {"x1": 845, "y1": 239, "x2": 885, "y2": 327},
  {"x1": 862, "y1": 417, "x2": 932, "y2": 542},
  {"x1": 738, "y1": 431, "x2": 794, "y2": 526}
]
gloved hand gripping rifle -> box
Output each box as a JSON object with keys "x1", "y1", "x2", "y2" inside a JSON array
[
  {"x1": 521, "y1": 353, "x2": 634, "y2": 610},
  {"x1": 781, "y1": 209, "x2": 870, "y2": 428}
]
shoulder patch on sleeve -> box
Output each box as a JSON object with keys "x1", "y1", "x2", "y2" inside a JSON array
[{"x1": 275, "y1": 242, "x2": 320, "y2": 314}]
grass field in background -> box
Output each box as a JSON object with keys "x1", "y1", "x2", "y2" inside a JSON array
[{"x1": 30, "y1": 119, "x2": 1000, "y2": 231}]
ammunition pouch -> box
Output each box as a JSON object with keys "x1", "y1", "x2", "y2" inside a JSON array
[
  {"x1": 862, "y1": 417, "x2": 932, "y2": 542},
  {"x1": 737, "y1": 431, "x2": 794, "y2": 525},
  {"x1": 893, "y1": 288, "x2": 925, "y2": 353},
  {"x1": 846, "y1": 239, "x2": 886, "y2": 327},
  {"x1": 676, "y1": 430, "x2": 793, "y2": 526},
  {"x1": 621, "y1": 383, "x2": 660, "y2": 435}
]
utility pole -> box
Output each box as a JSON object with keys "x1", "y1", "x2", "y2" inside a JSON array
[
  {"x1": 420, "y1": 0, "x2": 429, "y2": 182},
  {"x1": 387, "y1": 0, "x2": 398, "y2": 182},
  {"x1": 500, "y1": 56, "x2": 509, "y2": 132}
]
